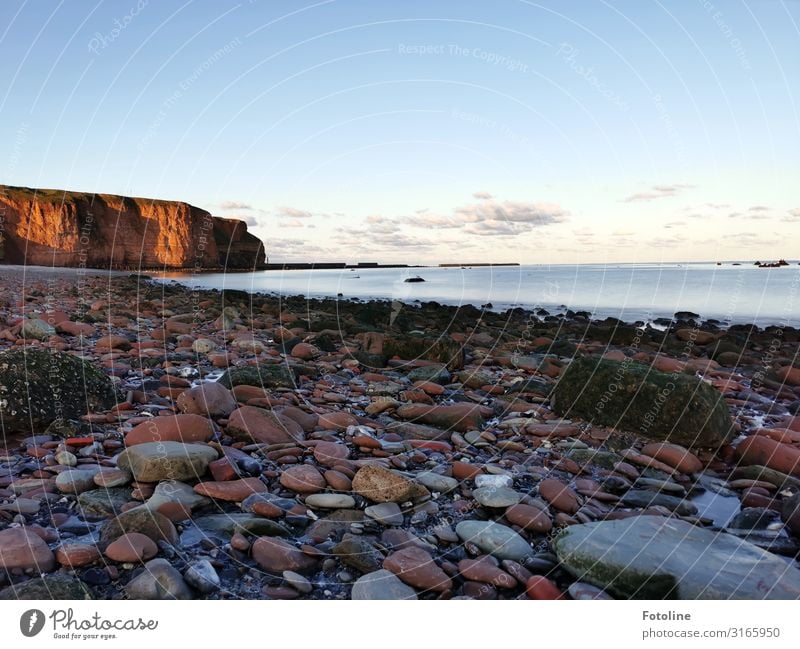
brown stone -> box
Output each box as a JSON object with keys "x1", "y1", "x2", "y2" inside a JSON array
[
  {"x1": 54, "y1": 543, "x2": 101, "y2": 568},
  {"x1": 227, "y1": 406, "x2": 304, "y2": 444},
  {"x1": 0, "y1": 527, "x2": 56, "y2": 572},
  {"x1": 504, "y1": 504, "x2": 553, "y2": 533},
  {"x1": 526, "y1": 575, "x2": 562, "y2": 599},
  {"x1": 735, "y1": 435, "x2": 800, "y2": 476},
  {"x1": 458, "y1": 557, "x2": 517, "y2": 588},
  {"x1": 539, "y1": 479, "x2": 580, "y2": 514},
  {"x1": 193, "y1": 477, "x2": 266, "y2": 501},
  {"x1": 317, "y1": 411, "x2": 359, "y2": 430},
  {"x1": 105, "y1": 532, "x2": 158, "y2": 563},
  {"x1": 313, "y1": 441, "x2": 350, "y2": 467},
  {"x1": 384, "y1": 547, "x2": 452, "y2": 592},
  {"x1": 279, "y1": 465, "x2": 326, "y2": 494},
  {"x1": 125, "y1": 414, "x2": 214, "y2": 446},
  {"x1": 641, "y1": 442, "x2": 703, "y2": 474},
  {"x1": 352, "y1": 465, "x2": 428, "y2": 503},
  {"x1": 176, "y1": 382, "x2": 236, "y2": 418},
  {"x1": 252, "y1": 537, "x2": 317, "y2": 573}
]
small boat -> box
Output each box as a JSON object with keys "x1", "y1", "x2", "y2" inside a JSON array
[
  {"x1": 404, "y1": 275, "x2": 425, "y2": 283},
  {"x1": 345, "y1": 275, "x2": 360, "y2": 279}
]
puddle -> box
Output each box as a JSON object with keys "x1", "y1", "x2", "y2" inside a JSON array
[{"x1": 690, "y1": 489, "x2": 741, "y2": 528}]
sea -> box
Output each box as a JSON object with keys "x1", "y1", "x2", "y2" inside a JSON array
[{"x1": 155, "y1": 261, "x2": 800, "y2": 328}]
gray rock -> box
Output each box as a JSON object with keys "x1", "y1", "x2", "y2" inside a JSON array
[
  {"x1": 191, "y1": 513, "x2": 291, "y2": 537},
  {"x1": 283, "y1": 570, "x2": 313, "y2": 594},
  {"x1": 554, "y1": 516, "x2": 800, "y2": 599},
  {"x1": 304, "y1": 494, "x2": 356, "y2": 509},
  {"x1": 21, "y1": 318, "x2": 56, "y2": 340},
  {"x1": 331, "y1": 534, "x2": 384, "y2": 573},
  {"x1": 416, "y1": 471, "x2": 459, "y2": 493},
  {"x1": 364, "y1": 502, "x2": 404, "y2": 526},
  {"x1": 125, "y1": 558, "x2": 193, "y2": 599},
  {"x1": 217, "y1": 363, "x2": 295, "y2": 389},
  {"x1": 407, "y1": 364, "x2": 450, "y2": 384},
  {"x1": 55, "y1": 467, "x2": 101, "y2": 495},
  {"x1": 116, "y1": 442, "x2": 217, "y2": 482},
  {"x1": 145, "y1": 480, "x2": 210, "y2": 512},
  {"x1": 351, "y1": 569, "x2": 418, "y2": 600},
  {"x1": 184, "y1": 560, "x2": 220, "y2": 594},
  {"x1": 455, "y1": 520, "x2": 533, "y2": 561},
  {"x1": 621, "y1": 489, "x2": 698, "y2": 515},
  {"x1": 473, "y1": 486, "x2": 521, "y2": 508},
  {"x1": 474, "y1": 474, "x2": 513, "y2": 489},
  {"x1": 78, "y1": 488, "x2": 132, "y2": 518}
]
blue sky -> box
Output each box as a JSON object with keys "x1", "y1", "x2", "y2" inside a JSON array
[{"x1": 1, "y1": 0, "x2": 798, "y2": 263}]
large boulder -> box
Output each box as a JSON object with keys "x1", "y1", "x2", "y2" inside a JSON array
[
  {"x1": 116, "y1": 442, "x2": 218, "y2": 482},
  {"x1": 217, "y1": 363, "x2": 295, "y2": 389},
  {"x1": 554, "y1": 516, "x2": 800, "y2": 599},
  {"x1": 552, "y1": 357, "x2": 734, "y2": 448},
  {"x1": 0, "y1": 348, "x2": 119, "y2": 433}
]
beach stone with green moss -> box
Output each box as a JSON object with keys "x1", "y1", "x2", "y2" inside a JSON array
[
  {"x1": 0, "y1": 347, "x2": 119, "y2": 434},
  {"x1": 217, "y1": 363, "x2": 295, "y2": 389},
  {"x1": 552, "y1": 357, "x2": 734, "y2": 448}
]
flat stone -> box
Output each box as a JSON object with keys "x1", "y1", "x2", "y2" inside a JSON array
[
  {"x1": 365, "y1": 502, "x2": 404, "y2": 526},
  {"x1": 193, "y1": 477, "x2": 266, "y2": 501},
  {"x1": 55, "y1": 467, "x2": 102, "y2": 494},
  {"x1": 99, "y1": 506, "x2": 178, "y2": 546},
  {"x1": 352, "y1": 465, "x2": 428, "y2": 503},
  {"x1": 473, "y1": 486, "x2": 521, "y2": 508},
  {"x1": 191, "y1": 513, "x2": 291, "y2": 538},
  {"x1": 146, "y1": 480, "x2": 211, "y2": 512},
  {"x1": 227, "y1": 405, "x2": 304, "y2": 444},
  {"x1": 351, "y1": 569, "x2": 418, "y2": 600},
  {"x1": 0, "y1": 574, "x2": 92, "y2": 600},
  {"x1": 279, "y1": 464, "x2": 326, "y2": 493},
  {"x1": 125, "y1": 558, "x2": 193, "y2": 599},
  {"x1": 555, "y1": 516, "x2": 800, "y2": 599},
  {"x1": 383, "y1": 546, "x2": 452, "y2": 592},
  {"x1": 105, "y1": 532, "x2": 158, "y2": 563},
  {"x1": 252, "y1": 537, "x2": 317, "y2": 573},
  {"x1": 176, "y1": 383, "x2": 236, "y2": 418},
  {"x1": 304, "y1": 493, "x2": 356, "y2": 509},
  {"x1": 116, "y1": 441, "x2": 218, "y2": 482},
  {"x1": 621, "y1": 489, "x2": 697, "y2": 515},
  {"x1": 455, "y1": 521, "x2": 533, "y2": 561},
  {"x1": 78, "y1": 488, "x2": 132, "y2": 518},
  {"x1": 416, "y1": 471, "x2": 459, "y2": 493},
  {"x1": 125, "y1": 414, "x2": 214, "y2": 446},
  {"x1": 504, "y1": 504, "x2": 553, "y2": 533},
  {"x1": 184, "y1": 559, "x2": 220, "y2": 593}
]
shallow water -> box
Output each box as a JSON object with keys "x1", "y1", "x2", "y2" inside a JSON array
[
  {"x1": 155, "y1": 261, "x2": 800, "y2": 327},
  {"x1": 690, "y1": 489, "x2": 741, "y2": 528}
]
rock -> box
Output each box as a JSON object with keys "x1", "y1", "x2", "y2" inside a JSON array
[
  {"x1": 406, "y1": 364, "x2": 451, "y2": 384},
  {"x1": 735, "y1": 435, "x2": 800, "y2": 476},
  {"x1": 504, "y1": 504, "x2": 553, "y2": 533},
  {"x1": 384, "y1": 335, "x2": 464, "y2": 371},
  {"x1": 525, "y1": 575, "x2": 562, "y2": 599},
  {"x1": 317, "y1": 411, "x2": 360, "y2": 430},
  {"x1": 777, "y1": 365, "x2": 800, "y2": 387},
  {"x1": 54, "y1": 543, "x2": 102, "y2": 568},
  {"x1": 0, "y1": 574, "x2": 92, "y2": 600},
  {"x1": 552, "y1": 357, "x2": 734, "y2": 448},
  {"x1": 365, "y1": 502, "x2": 404, "y2": 525},
  {"x1": 383, "y1": 546, "x2": 452, "y2": 592},
  {"x1": 395, "y1": 403, "x2": 485, "y2": 433},
  {"x1": 416, "y1": 471, "x2": 459, "y2": 493},
  {"x1": 475, "y1": 474, "x2": 513, "y2": 489},
  {"x1": 473, "y1": 486, "x2": 521, "y2": 508},
  {"x1": 55, "y1": 467, "x2": 101, "y2": 494},
  {"x1": 177, "y1": 382, "x2": 236, "y2": 417},
  {"x1": 93, "y1": 468, "x2": 131, "y2": 488},
  {"x1": 455, "y1": 521, "x2": 533, "y2": 561},
  {"x1": 192, "y1": 513, "x2": 291, "y2": 538},
  {"x1": 280, "y1": 465, "x2": 326, "y2": 493},
  {"x1": 554, "y1": 516, "x2": 800, "y2": 599},
  {"x1": 539, "y1": 479, "x2": 580, "y2": 514},
  {"x1": 125, "y1": 558, "x2": 193, "y2": 599},
  {"x1": 54, "y1": 450, "x2": 78, "y2": 466},
  {"x1": 0, "y1": 527, "x2": 56, "y2": 572},
  {"x1": 641, "y1": 442, "x2": 703, "y2": 474},
  {"x1": 620, "y1": 490, "x2": 697, "y2": 515},
  {"x1": 146, "y1": 480, "x2": 210, "y2": 513},
  {"x1": 125, "y1": 414, "x2": 214, "y2": 445},
  {"x1": 252, "y1": 537, "x2": 317, "y2": 573},
  {"x1": 193, "y1": 477, "x2": 266, "y2": 501},
  {"x1": 332, "y1": 535, "x2": 384, "y2": 573},
  {"x1": 99, "y1": 506, "x2": 178, "y2": 546},
  {"x1": 781, "y1": 492, "x2": 800, "y2": 537},
  {"x1": 351, "y1": 569, "x2": 418, "y2": 600},
  {"x1": 184, "y1": 559, "x2": 220, "y2": 593},
  {"x1": 116, "y1": 441, "x2": 218, "y2": 482},
  {"x1": 105, "y1": 532, "x2": 158, "y2": 563},
  {"x1": 352, "y1": 465, "x2": 429, "y2": 503},
  {"x1": 21, "y1": 317, "x2": 56, "y2": 340},
  {"x1": 313, "y1": 441, "x2": 349, "y2": 466},
  {"x1": 217, "y1": 363, "x2": 295, "y2": 389},
  {"x1": 0, "y1": 347, "x2": 118, "y2": 433},
  {"x1": 191, "y1": 338, "x2": 216, "y2": 354},
  {"x1": 227, "y1": 405, "x2": 304, "y2": 444},
  {"x1": 291, "y1": 342, "x2": 320, "y2": 360},
  {"x1": 305, "y1": 493, "x2": 356, "y2": 509},
  {"x1": 458, "y1": 557, "x2": 517, "y2": 588}
]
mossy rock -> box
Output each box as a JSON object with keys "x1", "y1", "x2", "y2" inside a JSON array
[
  {"x1": 217, "y1": 363, "x2": 296, "y2": 389},
  {"x1": 384, "y1": 335, "x2": 464, "y2": 370},
  {"x1": 552, "y1": 356, "x2": 734, "y2": 448},
  {"x1": 0, "y1": 574, "x2": 93, "y2": 600},
  {"x1": 0, "y1": 348, "x2": 119, "y2": 434}
]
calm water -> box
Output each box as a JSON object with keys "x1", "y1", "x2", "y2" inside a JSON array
[{"x1": 155, "y1": 262, "x2": 800, "y2": 327}]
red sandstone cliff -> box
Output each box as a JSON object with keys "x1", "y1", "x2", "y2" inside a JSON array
[{"x1": 0, "y1": 185, "x2": 266, "y2": 269}]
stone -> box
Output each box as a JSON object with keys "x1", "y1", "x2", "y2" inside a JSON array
[
  {"x1": 0, "y1": 574, "x2": 92, "y2": 600},
  {"x1": 552, "y1": 357, "x2": 734, "y2": 448},
  {"x1": 21, "y1": 317, "x2": 56, "y2": 340},
  {"x1": 193, "y1": 477, "x2": 266, "y2": 501},
  {"x1": 105, "y1": 532, "x2": 158, "y2": 563},
  {"x1": 55, "y1": 467, "x2": 101, "y2": 494},
  {"x1": 252, "y1": 537, "x2": 317, "y2": 573},
  {"x1": 116, "y1": 441, "x2": 218, "y2": 482},
  {"x1": 291, "y1": 342, "x2": 320, "y2": 360},
  {"x1": 305, "y1": 493, "x2": 356, "y2": 509},
  {"x1": 504, "y1": 504, "x2": 553, "y2": 533},
  {"x1": 416, "y1": 471, "x2": 459, "y2": 493},
  {"x1": 0, "y1": 527, "x2": 56, "y2": 572},
  {"x1": 280, "y1": 465, "x2": 326, "y2": 493},
  {"x1": 539, "y1": 479, "x2": 580, "y2": 514},
  {"x1": 0, "y1": 347, "x2": 119, "y2": 433},
  {"x1": 93, "y1": 468, "x2": 132, "y2": 488},
  {"x1": 554, "y1": 516, "x2": 800, "y2": 599},
  {"x1": 283, "y1": 570, "x2": 312, "y2": 594},
  {"x1": 384, "y1": 546, "x2": 452, "y2": 592},
  {"x1": 525, "y1": 575, "x2": 562, "y2": 599},
  {"x1": 227, "y1": 405, "x2": 304, "y2": 444},
  {"x1": 146, "y1": 480, "x2": 210, "y2": 512},
  {"x1": 781, "y1": 492, "x2": 800, "y2": 537},
  {"x1": 641, "y1": 442, "x2": 703, "y2": 474},
  {"x1": 99, "y1": 506, "x2": 178, "y2": 546},
  {"x1": 474, "y1": 474, "x2": 513, "y2": 489},
  {"x1": 217, "y1": 363, "x2": 295, "y2": 389},
  {"x1": 458, "y1": 557, "x2": 517, "y2": 588},
  {"x1": 54, "y1": 450, "x2": 77, "y2": 466},
  {"x1": 192, "y1": 513, "x2": 291, "y2": 538},
  {"x1": 191, "y1": 338, "x2": 216, "y2": 354},
  {"x1": 332, "y1": 535, "x2": 384, "y2": 573},
  {"x1": 317, "y1": 411, "x2": 360, "y2": 430},
  {"x1": 351, "y1": 569, "x2": 418, "y2": 600},
  {"x1": 473, "y1": 486, "x2": 521, "y2": 508},
  {"x1": 395, "y1": 403, "x2": 485, "y2": 433},
  {"x1": 352, "y1": 465, "x2": 428, "y2": 503},
  {"x1": 455, "y1": 521, "x2": 533, "y2": 561},
  {"x1": 177, "y1": 382, "x2": 236, "y2": 417},
  {"x1": 735, "y1": 435, "x2": 800, "y2": 476},
  {"x1": 406, "y1": 364, "x2": 452, "y2": 384},
  {"x1": 54, "y1": 543, "x2": 102, "y2": 568},
  {"x1": 125, "y1": 558, "x2": 193, "y2": 599},
  {"x1": 125, "y1": 414, "x2": 214, "y2": 445},
  {"x1": 184, "y1": 559, "x2": 220, "y2": 593},
  {"x1": 365, "y1": 502, "x2": 404, "y2": 525},
  {"x1": 313, "y1": 441, "x2": 349, "y2": 466},
  {"x1": 78, "y1": 488, "x2": 132, "y2": 518}
]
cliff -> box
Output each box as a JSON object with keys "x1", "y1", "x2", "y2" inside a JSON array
[{"x1": 0, "y1": 185, "x2": 266, "y2": 269}]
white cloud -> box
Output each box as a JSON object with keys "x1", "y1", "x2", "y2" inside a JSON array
[{"x1": 622, "y1": 183, "x2": 694, "y2": 202}]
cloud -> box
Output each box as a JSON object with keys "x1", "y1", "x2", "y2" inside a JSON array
[
  {"x1": 780, "y1": 208, "x2": 800, "y2": 222},
  {"x1": 622, "y1": 183, "x2": 694, "y2": 202},
  {"x1": 663, "y1": 220, "x2": 685, "y2": 229},
  {"x1": 748, "y1": 205, "x2": 770, "y2": 212},
  {"x1": 274, "y1": 206, "x2": 314, "y2": 219},
  {"x1": 472, "y1": 191, "x2": 493, "y2": 200},
  {"x1": 220, "y1": 200, "x2": 253, "y2": 210}
]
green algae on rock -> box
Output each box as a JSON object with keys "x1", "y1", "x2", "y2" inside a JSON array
[
  {"x1": 552, "y1": 357, "x2": 734, "y2": 448},
  {"x1": 216, "y1": 362, "x2": 296, "y2": 389},
  {"x1": 0, "y1": 347, "x2": 119, "y2": 433}
]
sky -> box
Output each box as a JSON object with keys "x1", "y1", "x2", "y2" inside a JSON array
[{"x1": 0, "y1": 0, "x2": 798, "y2": 264}]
